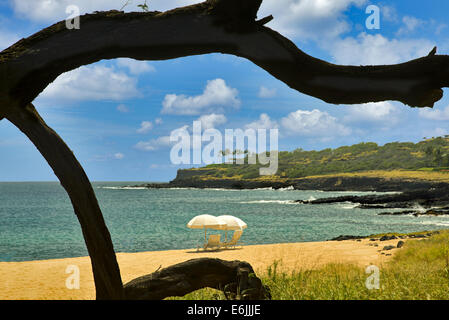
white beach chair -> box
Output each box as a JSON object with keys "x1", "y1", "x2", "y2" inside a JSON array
[
  {"x1": 202, "y1": 234, "x2": 222, "y2": 251},
  {"x1": 222, "y1": 230, "x2": 243, "y2": 249}
]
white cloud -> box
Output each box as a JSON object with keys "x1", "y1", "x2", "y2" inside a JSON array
[
  {"x1": 0, "y1": 30, "x2": 19, "y2": 51},
  {"x1": 344, "y1": 102, "x2": 400, "y2": 123},
  {"x1": 330, "y1": 32, "x2": 434, "y2": 65},
  {"x1": 161, "y1": 79, "x2": 240, "y2": 115},
  {"x1": 245, "y1": 114, "x2": 278, "y2": 130},
  {"x1": 114, "y1": 153, "x2": 125, "y2": 160},
  {"x1": 11, "y1": 0, "x2": 68, "y2": 22},
  {"x1": 396, "y1": 16, "x2": 424, "y2": 36},
  {"x1": 117, "y1": 104, "x2": 130, "y2": 113},
  {"x1": 134, "y1": 125, "x2": 190, "y2": 151},
  {"x1": 381, "y1": 5, "x2": 398, "y2": 23},
  {"x1": 197, "y1": 114, "x2": 227, "y2": 130},
  {"x1": 155, "y1": 118, "x2": 163, "y2": 125},
  {"x1": 91, "y1": 152, "x2": 126, "y2": 161},
  {"x1": 134, "y1": 136, "x2": 172, "y2": 151},
  {"x1": 281, "y1": 109, "x2": 351, "y2": 137},
  {"x1": 422, "y1": 127, "x2": 448, "y2": 138},
  {"x1": 419, "y1": 105, "x2": 449, "y2": 121},
  {"x1": 435, "y1": 23, "x2": 448, "y2": 35},
  {"x1": 258, "y1": 0, "x2": 367, "y2": 40},
  {"x1": 258, "y1": 86, "x2": 277, "y2": 99},
  {"x1": 116, "y1": 58, "x2": 156, "y2": 75},
  {"x1": 137, "y1": 121, "x2": 154, "y2": 134},
  {"x1": 38, "y1": 65, "x2": 140, "y2": 103}
]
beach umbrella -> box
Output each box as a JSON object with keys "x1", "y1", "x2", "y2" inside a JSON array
[
  {"x1": 217, "y1": 215, "x2": 247, "y2": 241},
  {"x1": 187, "y1": 214, "x2": 227, "y2": 241}
]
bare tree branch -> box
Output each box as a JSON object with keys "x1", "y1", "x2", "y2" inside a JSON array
[
  {"x1": 6, "y1": 104, "x2": 124, "y2": 300},
  {"x1": 1, "y1": 0, "x2": 448, "y2": 113}
]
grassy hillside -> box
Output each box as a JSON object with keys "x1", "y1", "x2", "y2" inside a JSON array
[{"x1": 185, "y1": 136, "x2": 449, "y2": 181}]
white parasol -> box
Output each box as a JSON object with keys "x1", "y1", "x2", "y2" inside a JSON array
[
  {"x1": 187, "y1": 214, "x2": 227, "y2": 241},
  {"x1": 217, "y1": 215, "x2": 247, "y2": 241}
]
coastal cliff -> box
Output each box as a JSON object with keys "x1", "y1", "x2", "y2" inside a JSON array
[
  {"x1": 134, "y1": 169, "x2": 449, "y2": 192},
  {"x1": 133, "y1": 137, "x2": 449, "y2": 192},
  {"x1": 131, "y1": 137, "x2": 449, "y2": 193}
]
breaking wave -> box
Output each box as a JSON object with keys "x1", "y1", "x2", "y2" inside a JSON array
[{"x1": 239, "y1": 200, "x2": 297, "y2": 205}]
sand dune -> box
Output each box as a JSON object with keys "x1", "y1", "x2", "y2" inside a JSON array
[{"x1": 0, "y1": 239, "x2": 400, "y2": 300}]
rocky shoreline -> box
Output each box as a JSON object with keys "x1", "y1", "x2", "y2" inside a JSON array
[
  {"x1": 130, "y1": 175, "x2": 449, "y2": 192},
  {"x1": 297, "y1": 186, "x2": 449, "y2": 217},
  {"x1": 128, "y1": 173, "x2": 449, "y2": 218},
  {"x1": 328, "y1": 231, "x2": 440, "y2": 255},
  {"x1": 330, "y1": 232, "x2": 437, "y2": 242}
]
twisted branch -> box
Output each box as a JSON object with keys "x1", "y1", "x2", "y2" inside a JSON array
[{"x1": 1, "y1": 0, "x2": 448, "y2": 112}]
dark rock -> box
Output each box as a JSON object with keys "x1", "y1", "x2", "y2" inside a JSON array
[
  {"x1": 378, "y1": 210, "x2": 417, "y2": 216},
  {"x1": 299, "y1": 186, "x2": 449, "y2": 211},
  {"x1": 359, "y1": 204, "x2": 388, "y2": 209},
  {"x1": 413, "y1": 209, "x2": 449, "y2": 217},
  {"x1": 380, "y1": 235, "x2": 397, "y2": 241},
  {"x1": 330, "y1": 235, "x2": 366, "y2": 241},
  {"x1": 383, "y1": 245, "x2": 396, "y2": 251},
  {"x1": 397, "y1": 241, "x2": 405, "y2": 248},
  {"x1": 409, "y1": 234, "x2": 426, "y2": 239}
]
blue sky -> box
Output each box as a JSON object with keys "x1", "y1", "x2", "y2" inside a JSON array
[{"x1": 1, "y1": 0, "x2": 449, "y2": 182}]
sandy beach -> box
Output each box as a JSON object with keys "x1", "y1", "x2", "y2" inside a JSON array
[{"x1": 0, "y1": 238, "x2": 401, "y2": 300}]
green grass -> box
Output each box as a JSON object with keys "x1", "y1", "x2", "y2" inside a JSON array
[
  {"x1": 170, "y1": 230, "x2": 449, "y2": 300},
  {"x1": 176, "y1": 137, "x2": 449, "y2": 182},
  {"x1": 367, "y1": 230, "x2": 437, "y2": 238}
]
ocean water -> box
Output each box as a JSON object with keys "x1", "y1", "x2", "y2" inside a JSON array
[{"x1": 1, "y1": 182, "x2": 448, "y2": 262}]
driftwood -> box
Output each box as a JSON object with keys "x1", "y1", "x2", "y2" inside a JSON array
[
  {"x1": 123, "y1": 258, "x2": 270, "y2": 300},
  {"x1": 1, "y1": 0, "x2": 449, "y2": 299}
]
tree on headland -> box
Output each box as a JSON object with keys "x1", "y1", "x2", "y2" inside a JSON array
[
  {"x1": 434, "y1": 148, "x2": 443, "y2": 167},
  {"x1": 1, "y1": 0, "x2": 449, "y2": 299}
]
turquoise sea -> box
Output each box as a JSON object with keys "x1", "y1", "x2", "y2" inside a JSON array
[{"x1": 1, "y1": 182, "x2": 448, "y2": 262}]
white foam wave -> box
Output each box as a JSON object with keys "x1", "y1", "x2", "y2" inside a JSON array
[
  {"x1": 277, "y1": 186, "x2": 295, "y2": 191},
  {"x1": 411, "y1": 204, "x2": 428, "y2": 213},
  {"x1": 240, "y1": 200, "x2": 296, "y2": 205},
  {"x1": 417, "y1": 221, "x2": 449, "y2": 227},
  {"x1": 340, "y1": 202, "x2": 360, "y2": 209},
  {"x1": 168, "y1": 187, "x2": 242, "y2": 191},
  {"x1": 100, "y1": 186, "x2": 147, "y2": 190}
]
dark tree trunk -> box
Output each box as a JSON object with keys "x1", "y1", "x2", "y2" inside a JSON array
[{"x1": 6, "y1": 104, "x2": 123, "y2": 300}]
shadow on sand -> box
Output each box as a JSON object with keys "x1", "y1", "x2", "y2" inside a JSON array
[{"x1": 185, "y1": 247, "x2": 244, "y2": 254}]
